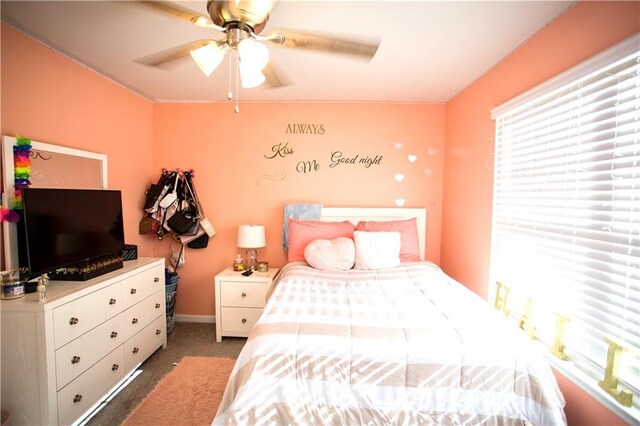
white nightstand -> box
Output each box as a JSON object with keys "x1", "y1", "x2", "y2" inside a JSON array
[{"x1": 214, "y1": 267, "x2": 279, "y2": 342}]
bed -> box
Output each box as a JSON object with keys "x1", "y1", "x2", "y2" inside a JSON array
[{"x1": 213, "y1": 208, "x2": 566, "y2": 425}]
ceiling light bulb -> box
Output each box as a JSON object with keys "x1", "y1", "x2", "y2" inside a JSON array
[
  {"x1": 239, "y1": 62, "x2": 266, "y2": 88},
  {"x1": 190, "y1": 42, "x2": 229, "y2": 77},
  {"x1": 238, "y1": 38, "x2": 269, "y2": 71}
]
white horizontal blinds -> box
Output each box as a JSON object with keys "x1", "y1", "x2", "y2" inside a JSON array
[{"x1": 492, "y1": 39, "x2": 640, "y2": 407}]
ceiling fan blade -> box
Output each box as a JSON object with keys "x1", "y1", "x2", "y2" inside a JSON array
[
  {"x1": 268, "y1": 28, "x2": 380, "y2": 61},
  {"x1": 139, "y1": 1, "x2": 224, "y2": 31},
  {"x1": 135, "y1": 40, "x2": 212, "y2": 68},
  {"x1": 263, "y1": 60, "x2": 290, "y2": 89}
]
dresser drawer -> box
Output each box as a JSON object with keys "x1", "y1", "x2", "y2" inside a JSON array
[
  {"x1": 124, "y1": 315, "x2": 165, "y2": 372},
  {"x1": 57, "y1": 346, "x2": 125, "y2": 426},
  {"x1": 220, "y1": 281, "x2": 267, "y2": 308},
  {"x1": 221, "y1": 307, "x2": 262, "y2": 333},
  {"x1": 53, "y1": 282, "x2": 122, "y2": 349},
  {"x1": 121, "y1": 264, "x2": 163, "y2": 309},
  {"x1": 120, "y1": 291, "x2": 165, "y2": 342},
  {"x1": 55, "y1": 313, "x2": 125, "y2": 390}
]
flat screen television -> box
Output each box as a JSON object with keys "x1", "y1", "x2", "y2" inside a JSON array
[{"x1": 21, "y1": 188, "x2": 125, "y2": 279}]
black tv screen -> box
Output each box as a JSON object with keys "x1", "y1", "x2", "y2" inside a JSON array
[{"x1": 21, "y1": 188, "x2": 125, "y2": 277}]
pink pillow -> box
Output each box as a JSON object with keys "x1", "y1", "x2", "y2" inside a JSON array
[
  {"x1": 304, "y1": 237, "x2": 355, "y2": 271},
  {"x1": 287, "y1": 219, "x2": 355, "y2": 262},
  {"x1": 355, "y1": 218, "x2": 420, "y2": 261},
  {"x1": 354, "y1": 231, "x2": 401, "y2": 270}
]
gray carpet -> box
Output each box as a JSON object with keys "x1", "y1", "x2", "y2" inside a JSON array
[{"x1": 85, "y1": 322, "x2": 245, "y2": 426}]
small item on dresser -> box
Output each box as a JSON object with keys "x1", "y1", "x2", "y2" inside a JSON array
[
  {"x1": 241, "y1": 270, "x2": 253, "y2": 277},
  {"x1": 37, "y1": 274, "x2": 48, "y2": 302},
  {"x1": 0, "y1": 269, "x2": 25, "y2": 300},
  {"x1": 257, "y1": 261, "x2": 269, "y2": 272},
  {"x1": 233, "y1": 255, "x2": 245, "y2": 271},
  {"x1": 123, "y1": 244, "x2": 138, "y2": 261}
]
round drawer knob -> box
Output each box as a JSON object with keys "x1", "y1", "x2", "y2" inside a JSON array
[
  {"x1": 241, "y1": 292, "x2": 247, "y2": 298},
  {"x1": 155, "y1": 303, "x2": 161, "y2": 309},
  {"x1": 73, "y1": 394, "x2": 83, "y2": 403},
  {"x1": 109, "y1": 298, "x2": 117, "y2": 305},
  {"x1": 132, "y1": 318, "x2": 139, "y2": 324},
  {"x1": 241, "y1": 318, "x2": 247, "y2": 324},
  {"x1": 69, "y1": 317, "x2": 79, "y2": 325},
  {"x1": 112, "y1": 364, "x2": 119, "y2": 371},
  {"x1": 156, "y1": 329, "x2": 161, "y2": 335},
  {"x1": 71, "y1": 356, "x2": 81, "y2": 364},
  {"x1": 132, "y1": 347, "x2": 139, "y2": 354},
  {"x1": 130, "y1": 288, "x2": 137, "y2": 295},
  {"x1": 154, "y1": 277, "x2": 160, "y2": 283},
  {"x1": 110, "y1": 331, "x2": 118, "y2": 339}
]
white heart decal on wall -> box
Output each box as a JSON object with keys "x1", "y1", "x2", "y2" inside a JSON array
[
  {"x1": 408, "y1": 154, "x2": 418, "y2": 163},
  {"x1": 424, "y1": 168, "x2": 433, "y2": 176},
  {"x1": 394, "y1": 142, "x2": 404, "y2": 150},
  {"x1": 394, "y1": 173, "x2": 405, "y2": 182},
  {"x1": 395, "y1": 198, "x2": 406, "y2": 207},
  {"x1": 427, "y1": 148, "x2": 437, "y2": 156}
]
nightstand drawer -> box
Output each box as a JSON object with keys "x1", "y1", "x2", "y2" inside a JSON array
[
  {"x1": 221, "y1": 307, "x2": 262, "y2": 333},
  {"x1": 220, "y1": 281, "x2": 267, "y2": 308}
]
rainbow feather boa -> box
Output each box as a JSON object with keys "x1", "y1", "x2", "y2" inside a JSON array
[{"x1": 12, "y1": 135, "x2": 32, "y2": 211}]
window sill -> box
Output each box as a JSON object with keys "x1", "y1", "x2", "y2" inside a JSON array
[{"x1": 536, "y1": 340, "x2": 639, "y2": 425}]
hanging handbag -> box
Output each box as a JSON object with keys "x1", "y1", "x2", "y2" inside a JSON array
[
  {"x1": 159, "y1": 172, "x2": 180, "y2": 209},
  {"x1": 166, "y1": 187, "x2": 199, "y2": 235},
  {"x1": 139, "y1": 215, "x2": 154, "y2": 234},
  {"x1": 184, "y1": 171, "x2": 216, "y2": 238},
  {"x1": 187, "y1": 232, "x2": 209, "y2": 249},
  {"x1": 144, "y1": 170, "x2": 170, "y2": 214},
  {"x1": 167, "y1": 209, "x2": 199, "y2": 235}
]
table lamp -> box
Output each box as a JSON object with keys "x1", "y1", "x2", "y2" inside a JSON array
[{"x1": 236, "y1": 224, "x2": 266, "y2": 271}]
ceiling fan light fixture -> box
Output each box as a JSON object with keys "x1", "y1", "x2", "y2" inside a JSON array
[
  {"x1": 239, "y1": 62, "x2": 266, "y2": 88},
  {"x1": 238, "y1": 38, "x2": 269, "y2": 71},
  {"x1": 190, "y1": 42, "x2": 229, "y2": 76}
]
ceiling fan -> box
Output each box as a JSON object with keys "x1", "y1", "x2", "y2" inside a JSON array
[{"x1": 136, "y1": 0, "x2": 381, "y2": 93}]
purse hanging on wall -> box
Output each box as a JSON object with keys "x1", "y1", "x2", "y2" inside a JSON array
[
  {"x1": 144, "y1": 170, "x2": 171, "y2": 214},
  {"x1": 187, "y1": 232, "x2": 209, "y2": 249},
  {"x1": 166, "y1": 174, "x2": 199, "y2": 235}
]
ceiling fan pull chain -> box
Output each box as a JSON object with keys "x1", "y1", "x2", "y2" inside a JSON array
[
  {"x1": 227, "y1": 53, "x2": 233, "y2": 101},
  {"x1": 234, "y1": 52, "x2": 240, "y2": 113}
]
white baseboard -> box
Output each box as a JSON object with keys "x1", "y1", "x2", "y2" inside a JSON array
[{"x1": 174, "y1": 314, "x2": 216, "y2": 323}]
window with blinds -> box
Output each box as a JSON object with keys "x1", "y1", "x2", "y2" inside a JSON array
[{"x1": 490, "y1": 34, "x2": 639, "y2": 420}]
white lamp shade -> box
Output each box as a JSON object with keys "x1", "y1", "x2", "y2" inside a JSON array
[
  {"x1": 237, "y1": 225, "x2": 266, "y2": 249},
  {"x1": 239, "y1": 63, "x2": 266, "y2": 88},
  {"x1": 190, "y1": 42, "x2": 229, "y2": 77},
  {"x1": 238, "y1": 38, "x2": 269, "y2": 71}
]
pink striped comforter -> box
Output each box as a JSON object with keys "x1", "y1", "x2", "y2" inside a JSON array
[{"x1": 214, "y1": 263, "x2": 566, "y2": 425}]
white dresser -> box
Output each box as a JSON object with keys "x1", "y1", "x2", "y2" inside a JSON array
[{"x1": 1, "y1": 258, "x2": 166, "y2": 425}]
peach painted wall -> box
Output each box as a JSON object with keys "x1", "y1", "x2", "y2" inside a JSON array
[
  {"x1": 441, "y1": 2, "x2": 639, "y2": 425},
  {"x1": 0, "y1": 25, "x2": 155, "y2": 258},
  {"x1": 153, "y1": 102, "x2": 444, "y2": 316}
]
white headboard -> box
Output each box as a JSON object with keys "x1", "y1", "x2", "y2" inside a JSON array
[{"x1": 320, "y1": 207, "x2": 427, "y2": 260}]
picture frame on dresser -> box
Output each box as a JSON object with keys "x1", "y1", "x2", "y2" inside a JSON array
[{"x1": 1, "y1": 135, "x2": 108, "y2": 271}]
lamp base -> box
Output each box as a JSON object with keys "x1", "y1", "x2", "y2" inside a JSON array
[{"x1": 245, "y1": 249, "x2": 258, "y2": 271}]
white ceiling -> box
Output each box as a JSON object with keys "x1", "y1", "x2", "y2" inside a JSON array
[{"x1": 1, "y1": 1, "x2": 573, "y2": 103}]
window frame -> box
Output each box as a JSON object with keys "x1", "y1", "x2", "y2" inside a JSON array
[{"x1": 489, "y1": 33, "x2": 640, "y2": 424}]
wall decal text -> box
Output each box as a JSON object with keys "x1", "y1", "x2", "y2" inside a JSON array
[
  {"x1": 286, "y1": 123, "x2": 326, "y2": 135},
  {"x1": 264, "y1": 142, "x2": 294, "y2": 159},
  {"x1": 329, "y1": 151, "x2": 383, "y2": 169}
]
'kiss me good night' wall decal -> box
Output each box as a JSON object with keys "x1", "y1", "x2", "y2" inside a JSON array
[{"x1": 261, "y1": 122, "x2": 384, "y2": 177}]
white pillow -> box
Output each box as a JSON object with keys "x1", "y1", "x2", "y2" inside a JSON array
[
  {"x1": 304, "y1": 237, "x2": 355, "y2": 271},
  {"x1": 354, "y1": 231, "x2": 401, "y2": 270}
]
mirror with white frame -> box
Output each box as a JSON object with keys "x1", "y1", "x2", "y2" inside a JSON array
[{"x1": 1, "y1": 136, "x2": 108, "y2": 270}]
